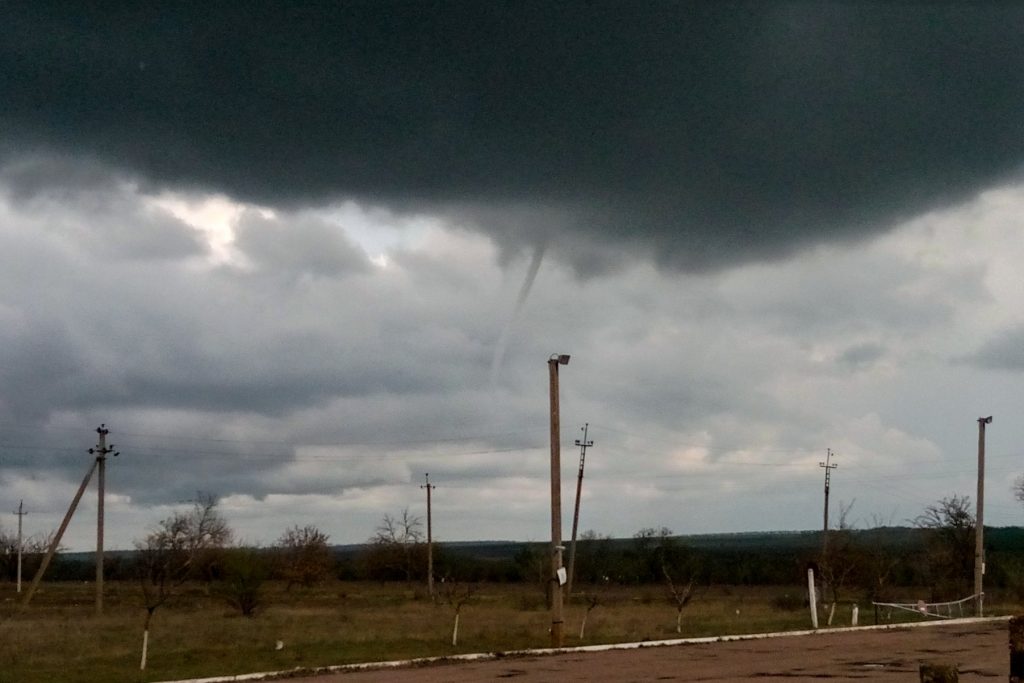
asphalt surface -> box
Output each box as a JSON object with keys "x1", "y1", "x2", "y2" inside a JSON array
[{"x1": 283, "y1": 618, "x2": 1009, "y2": 682}]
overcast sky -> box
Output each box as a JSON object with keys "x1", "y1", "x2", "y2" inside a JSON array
[{"x1": 2, "y1": 3, "x2": 1024, "y2": 552}]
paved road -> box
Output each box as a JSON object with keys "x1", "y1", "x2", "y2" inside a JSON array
[{"x1": 294, "y1": 619, "x2": 1008, "y2": 682}]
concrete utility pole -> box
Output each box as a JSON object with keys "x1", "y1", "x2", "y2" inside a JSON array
[
  {"x1": 975, "y1": 416, "x2": 992, "y2": 617},
  {"x1": 14, "y1": 500, "x2": 27, "y2": 593},
  {"x1": 819, "y1": 449, "x2": 837, "y2": 552},
  {"x1": 565, "y1": 423, "x2": 593, "y2": 597},
  {"x1": 89, "y1": 424, "x2": 118, "y2": 616},
  {"x1": 22, "y1": 457, "x2": 99, "y2": 608},
  {"x1": 421, "y1": 473, "x2": 436, "y2": 599},
  {"x1": 548, "y1": 353, "x2": 570, "y2": 648}
]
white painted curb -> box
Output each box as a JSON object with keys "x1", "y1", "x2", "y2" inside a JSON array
[{"x1": 155, "y1": 615, "x2": 1010, "y2": 683}]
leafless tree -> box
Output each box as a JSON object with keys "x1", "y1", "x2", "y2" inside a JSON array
[
  {"x1": 374, "y1": 508, "x2": 424, "y2": 546},
  {"x1": 648, "y1": 528, "x2": 700, "y2": 634},
  {"x1": 818, "y1": 500, "x2": 861, "y2": 625},
  {"x1": 577, "y1": 593, "x2": 600, "y2": 640},
  {"x1": 440, "y1": 576, "x2": 475, "y2": 646},
  {"x1": 276, "y1": 524, "x2": 332, "y2": 590},
  {"x1": 365, "y1": 508, "x2": 424, "y2": 582},
  {"x1": 914, "y1": 494, "x2": 975, "y2": 600},
  {"x1": 861, "y1": 513, "x2": 902, "y2": 609},
  {"x1": 1013, "y1": 474, "x2": 1024, "y2": 505},
  {"x1": 663, "y1": 564, "x2": 694, "y2": 634},
  {"x1": 0, "y1": 526, "x2": 61, "y2": 580},
  {"x1": 135, "y1": 494, "x2": 231, "y2": 670}
]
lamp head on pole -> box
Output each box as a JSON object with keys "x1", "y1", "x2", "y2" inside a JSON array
[
  {"x1": 549, "y1": 354, "x2": 570, "y2": 365},
  {"x1": 979, "y1": 416, "x2": 993, "y2": 425}
]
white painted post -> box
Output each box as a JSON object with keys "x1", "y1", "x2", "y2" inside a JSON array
[
  {"x1": 851, "y1": 604, "x2": 859, "y2": 626},
  {"x1": 807, "y1": 568, "x2": 819, "y2": 629},
  {"x1": 140, "y1": 629, "x2": 149, "y2": 670}
]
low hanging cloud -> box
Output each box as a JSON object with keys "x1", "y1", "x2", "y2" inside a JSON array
[{"x1": 4, "y1": 4, "x2": 1024, "y2": 273}]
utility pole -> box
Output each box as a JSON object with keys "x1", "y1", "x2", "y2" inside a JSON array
[
  {"x1": 819, "y1": 449, "x2": 837, "y2": 552},
  {"x1": 548, "y1": 353, "x2": 570, "y2": 648},
  {"x1": 22, "y1": 456, "x2": 99, "y2": 608},
  {"x1": 976, "y1": 416, "x2": 992, "y2": 617},
  {"x1": 14, "y1": 500, "x2": 27, "y2": 593},
  {"x1": 89, "y1": 424, "x2": 118, "y2": 616},
  {"x1": 421, "y1": 473, "x2": 435, "y2": 599},
  {"x1": 565, "y1": 423, "x2": 593, "y2": 597}
]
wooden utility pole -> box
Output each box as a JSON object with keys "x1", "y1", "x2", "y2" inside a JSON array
[
  {"x1": 975, "y1": 416, "x2": 991, "y2": 617},
  {"x1": 819, "y1": 449, "x2": 837, "y2": 552},
  {"x1": 565, "y1": 423, "x2": 593, "y2": 596},
  {"x1": 89, "y1": 424, "x2": 117, "y2": 616},
  {"x1": 548, "y1": 353, "x2": 570, "y2": 648},
  {"x1": 14, "y1": 500, "x2": 27, "y2": 593},
  {"x1": 421, "y1": 473, "x2": 436, "y2": 599}
]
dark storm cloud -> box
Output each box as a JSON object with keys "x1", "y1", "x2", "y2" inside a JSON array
[
  {"x1": 4, "y1": 3, "x2": 1024, "y2": 271},
  {"x1": 966, "y1": 326, "x2": 1024, "y2": 371}
]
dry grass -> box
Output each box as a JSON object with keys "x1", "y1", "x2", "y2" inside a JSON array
[{"x1": 0, "y1": 581, "x2": 1015, "y2": 683}]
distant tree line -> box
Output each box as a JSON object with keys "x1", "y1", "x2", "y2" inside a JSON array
[{"x1": 8, "y1": 495, "x2": 1024, "y2": 603}]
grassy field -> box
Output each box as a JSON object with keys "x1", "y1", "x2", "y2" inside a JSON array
[{"x1": 0, "y1": 580, "x2": 1017, "y2": 683}]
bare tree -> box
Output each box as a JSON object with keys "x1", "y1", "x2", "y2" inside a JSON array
[
  {"x1": 818, "y1": 500, "x2": 861, "y2": 625},
  {"x1": 374, "y1": 508, "x2": 424, "y2": 546},
  {"x1": 643, "y1": 528, "x2": 701, "y2": 634},
  {"x1": 276, "y1": 525, "x2": 332, "y2": 590},
  {"x1": 577, "y1": 593, "x2": 600, "y2": 640},
  {"x1": 914, "y1": 494, "x2": 975, "y2": 600},
  {"x1": 135, "y1": 494, "x2": 231, "y2": 671},
  {"x1": 1013, "y1": 474, "x2": 1024, "y2": 505},
  {"x1": 1, "y1": 526, "x2": 61, "y2": 582},
  {"x1": 440, "y1": 577, "x2": 475, "y2": 646},
  {"x1": 861, "y1": 514, "x2": 903, "y2": 615},
  {"x1": 364, "y1": 508, "x2": 424, "y2": 582}
]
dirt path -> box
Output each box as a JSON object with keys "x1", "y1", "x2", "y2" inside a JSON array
[{"x1": 295, "y1": 619, "x2": 1009, "y2": 682}]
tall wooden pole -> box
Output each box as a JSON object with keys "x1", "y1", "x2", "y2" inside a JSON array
[
  {"x1": 421, "y1": 473, "x2": 435, "y2": 599},
  {"x1": 975, "y1": 416, "x2": 991, "y2": 617},
  {"x1": 548, "y1": 354, "x2": 569, "y2": 648}
]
